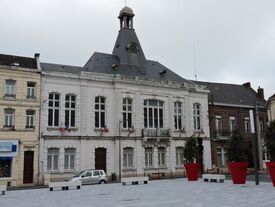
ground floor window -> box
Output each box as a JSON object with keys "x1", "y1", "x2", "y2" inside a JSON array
[
  {"x1": 158, "y1": 147, "x2": 166, "y2": 167},
  {"x1": 0, "y1": 158, "x2": 12, "y2": 177},
  {"x1": 64, "y1": 148, "x2": 76, "y2": 170},
  {"x1": 217, "y1": 147, "x2": 227, "y2": 167},
  {"x1": 123, "y1": 147, "x2": 134, "y2": 168},
  {"x1": 145, "y1": 148, "x2": 153, "y2": 167},
  {"x1": 176, "y1": 147, "x2": 184, "y2": 166},
  {"x1": 47, "y1": 148, "x2": 59, "y2": 171}
]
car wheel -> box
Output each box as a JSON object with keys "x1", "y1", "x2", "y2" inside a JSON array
[{"x1": 99, "y1": 180, "x2": 107, "y2": 184}]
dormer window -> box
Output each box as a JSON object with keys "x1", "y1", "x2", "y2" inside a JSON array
[{"x1": 128, "y1": 43, "x2": 138, "y2": 54}]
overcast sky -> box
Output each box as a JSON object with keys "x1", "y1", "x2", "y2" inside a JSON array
[{"x1": 1, "y1": 0, "x2": 274, "y2": 98}]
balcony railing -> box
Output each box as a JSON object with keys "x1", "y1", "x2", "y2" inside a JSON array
[{"x1": 142, "y1": 128, "x2": 170, "y2": 137}]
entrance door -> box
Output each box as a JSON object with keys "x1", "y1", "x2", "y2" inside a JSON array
[
  {"x1": 23, "y1": 151, "x2": 34, "y2": 184},
  {"x1": 95, "y1": 148, "x2": 106, "y2": 173}
]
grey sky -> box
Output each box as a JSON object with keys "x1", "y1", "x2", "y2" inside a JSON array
[{"x1": 1, "y1": 0, "x2": 274, "y2": 98}]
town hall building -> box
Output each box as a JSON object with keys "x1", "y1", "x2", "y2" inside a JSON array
[{"x1": 39, "y1": 6, "x2": 212, "y2": 183}]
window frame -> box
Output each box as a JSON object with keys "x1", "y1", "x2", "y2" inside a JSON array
[
  {"x1": 122, "y1": 98, "x2": 133, "y2": 129},
  {"x1": 48, "y1": 93, "x2": 60, "y2": 127},
  {"x1": 175, "y1": 147, "x2": 184, "y2": 167},
  {"x1": 5, "y1": 79, "x2": 16, "y2": 97},
  {"x1": 27, "y1": 82, "x2": 36, "y2": 99},
  {"x1": 26, "y1": 110, "x2": 35, "y2": 128},
  {"x1": 174, "y1": 101, "x2": 183, "y2": 130},
  {"x1": 95, "y1": 96, "x2": 106, "y2": 128},
  {"x1": 64, "y1": 148, "x2": 76, "y2": 170},
  {"x1": 65, "y1": 94, "x2": 76, "y2": 128},
  {"x1": 143, "y1": 99, "x2": 164, "y2": 129},
  {"x1": 123, "y1": 147, "x2": 134, "y2": 168},
  {"x1": 47, "y1": 148, "x2": 59, "y2": 171},
  {"x1": 145, "y1": 147, "x2": 153, "y2": 167},
  {"x1": 193, "y1": 103, "x2": 201, "y2": 130},
  {"x1": 4, "y1": 109, "x2": 15, "y2": 128},
  {"x1": 158, "y1": 147, "x2": 166, "y2": 167}
]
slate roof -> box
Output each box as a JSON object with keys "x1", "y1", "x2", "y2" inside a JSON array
[
  {"x1": 0, "y1": 54, "x2": 37, "y2": 69},
  {"x1": 195, "y1": 81, "x2": 266, "y2": 107},
  {"x1": 83, "y1": 52, "x2": 193, "y2": 84},
  {"x1": 41, "y1": 62, "x2": 81, "y2": 74}
]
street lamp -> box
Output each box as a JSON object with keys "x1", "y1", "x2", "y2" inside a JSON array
[{"x1": 118, "y1": 119, "x2": 128, "y2": 182}]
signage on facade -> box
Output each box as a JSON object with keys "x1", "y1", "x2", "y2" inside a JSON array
[
  {"x1": 0, "y1": 142, "x2": 13, "y2": 152},
  {"x1": 0, "y1": 140, "x2": 18, "y2": 157}
]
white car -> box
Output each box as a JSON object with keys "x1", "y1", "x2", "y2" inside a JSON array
[{"x1": 70, "y1": 169, "x2": 107, "y2": 184}]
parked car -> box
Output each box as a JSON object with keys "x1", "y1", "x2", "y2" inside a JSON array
[{"x1": 70, "y1": 169, "x2": 107, "y2": 184}]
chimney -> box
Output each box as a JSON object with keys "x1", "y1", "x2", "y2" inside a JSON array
[
  {"x1": 257, "y1": 86, "x2": 264, "y2": 99},
  {"x1": 34, "y1": 53, "x2": 41, "y2": 71},
  {"x1": 242, "y1": 82, "x2": 251, "y2": 88}
]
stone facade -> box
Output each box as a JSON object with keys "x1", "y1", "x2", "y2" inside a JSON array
[
  {"x1": 0, "y1": 56, "x2": 41, "y2": 187},
  {"x1": 40, "y1": 72, "x2": 212, "y2": 182}
]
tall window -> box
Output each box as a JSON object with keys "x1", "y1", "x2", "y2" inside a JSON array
[
  {"x1": 48, "y1": 93, "x2": 60, "y2": 127},
  {"x1": 217, "y1": 148, "x2": 227, "y2": 167},
  {"x1": 26, "y1": 110, "x2": 35, "y2": 128},
  {"x1": 193, "y1": 103, "x2": 201, "y2": 130},
  {"x1": 27, "y1": 82, "x2": 36, "y2": 99},
  {"x1": 244, "y1": 117, "x2": 250, "y2": 133},
  {"x1": 145, "y1": 148, "x2": 153, "y2": 167},
  {"x1": 4, "y1": 109, "x2": 15, "y2": 127},
  {"x1": 144, "y1": 100, "x2": 164, "y2": 128},
  {"x1": 174, "y1": 101, "x2": 183, "y2": 130},
  {"x1": 65, "y1": 94, "x2": 76, "y2": 128},
  {"x1": 95, "y1": 96, "x2": 106, "y2": 128},
  {"x1": 123, "y1": 147, "x2": 134, "y2": 168},
  {"x1": 5, "y1": 80, "x2": 16, "y2": 97},
  {"x1": 47, "y1": 148, "x2": 59, "y2": 171},
  {"x1": 215, "y1": 116, "x2": 222, "y2": 136},
  {"x1": 122, "y1": 98, "x2": 132, "y2": 128},
  {"x1": 64, "y1": 148, "x2": 76, "y2": 170},
  {"x1": 229, "y1": 116, "x2": 235, "y2": 134},
  {"x1": 176, "y1": 147, "x2": 184, "y2": 166},
  {"x1": 158, "y1": 147, "x2": 166, "y2": 167}
]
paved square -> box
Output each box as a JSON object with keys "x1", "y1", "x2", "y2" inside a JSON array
[{"x1": 2, "y1": 179, "x2": 275, "y2": 207}]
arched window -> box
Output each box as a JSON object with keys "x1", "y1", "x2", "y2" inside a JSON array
[
  {"x1": 193, "y1": 103, "x2": 201, "y2": 130},
  {"x1": 64, "y1": 148, "x2": 76, "y2": 170},
  {"x1": 95, "y1": 96, "x2": 106, "y2": 128},
  {"x1": 123, "y1": 147, "x2": 134, "y2": 168},
  {"x1": 174, "y1": 101, "x2": 183, "y2": 130},
  {"x1": 122, "y1": 98, "x2": 133, "y2": 128},
  {"x1": 47, "y1": 148, "x2": 59, "y2": 171},
  {"x1": 48, "y1": 93, "x2": 60, "y2": 127},
  {"x1": 145, "y1": 147, "x2": 153, "y2": 167},
  {"x1": 176, "y1": 147, "x2": 184, "y2": 166},
  {"x1": 143, "y1": 100, "x2": 164, "y2": 128},
  {"x1": 65, "y1": 94, "x2": 76, "y2": 128},
  {"x1": 158, "y1": 147, "x2": 166, "y2": 167}
]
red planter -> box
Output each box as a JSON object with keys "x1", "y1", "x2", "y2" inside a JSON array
[
  {"x1": 184, "y1": 163, "x2": 200, "y2": 181},
  {"x1": 228, "y1": 162, "x2": 248, "y2": 184},
  {"x1": 266, "y1": 162, "x2": 275, "y2": 187}
]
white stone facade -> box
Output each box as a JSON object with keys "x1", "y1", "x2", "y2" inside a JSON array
[{"x1": 40, "y1": 71, "x2": 212, "y2": 182}]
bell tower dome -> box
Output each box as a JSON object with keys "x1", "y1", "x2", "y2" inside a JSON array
[{"x1": 118, "y1": 6, "x2": 135, "y2": 29}]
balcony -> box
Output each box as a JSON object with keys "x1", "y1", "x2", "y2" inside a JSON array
[{"x1": 142, "y1": 128, "x2": 170, "y2": 138}]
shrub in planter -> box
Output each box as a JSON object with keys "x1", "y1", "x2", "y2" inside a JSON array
[
  {"x1": 264, "y1": 121, "x2": 275, "y2": 187},
  {"x1": 184, "y1": 136, "x2": 200, "y2": 181},
  {"x1": 226, "y1": 130, "x2": 248, "y2": 184}
]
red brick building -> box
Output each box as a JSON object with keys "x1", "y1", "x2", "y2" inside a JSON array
[{"x1": 197, "y1": 81, "x2": 267, "y2": 172}]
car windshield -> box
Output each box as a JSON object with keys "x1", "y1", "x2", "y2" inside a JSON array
[{"x1": 74, "y1": 170, "x2": 85, "y2": 177}]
